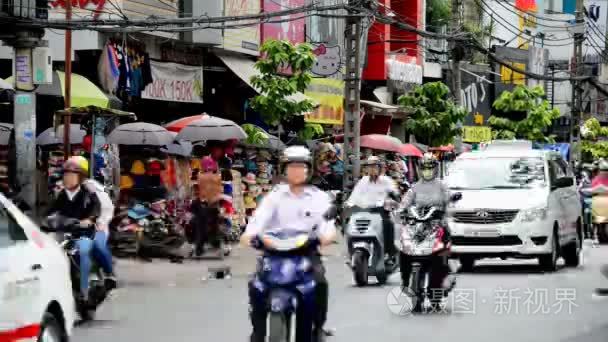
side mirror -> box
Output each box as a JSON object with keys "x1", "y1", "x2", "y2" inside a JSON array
[
  {"x1": 552, "y1": 177, "x2": 574, "y2": 190},
  {"x1": 450, "y1": 192, "x2": 463, "y2": 202},
  {"x1": 323, "y1": 205, "x2": 338, "y2": 220}
]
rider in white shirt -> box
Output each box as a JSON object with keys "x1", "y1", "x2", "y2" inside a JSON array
[{"x1": 346, "y1": 156, "x2": 399, "y2": 265}]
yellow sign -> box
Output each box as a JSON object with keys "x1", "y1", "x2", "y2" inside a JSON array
[
  {"x1": 463, "y1": 126, "x2": 492, "y2": 143},
  {"x1": 501, "y1": 62, "x2": 526, "y2": 85},
  {"x1": 304, "y1": 78, "x2": 345, "y2": 125}
]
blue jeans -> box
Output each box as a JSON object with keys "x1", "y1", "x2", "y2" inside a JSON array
[{"x1": 76, "y1": 231, "x2": 113, "y2": 295}]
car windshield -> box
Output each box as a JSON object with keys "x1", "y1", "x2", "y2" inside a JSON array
[
  {"x1": 445, "y1": 157, "x2": 546, "y2": 190},
  {"x1": 0, "y1": 203, "x2": 26, "y2": 249}
]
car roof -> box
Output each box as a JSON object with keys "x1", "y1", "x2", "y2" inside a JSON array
[{"x1": 456, "y1": 149, "x2": 560, "y2": 160}]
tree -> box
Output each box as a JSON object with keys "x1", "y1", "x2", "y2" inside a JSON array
[
  {"x1": 398, "y1": 81, "x2": 467, "y2": 147},
  {"x1": 242, "y1": 124, "x2": 269, "y2": 145},
  {"x1": 488, "y1": 85, "x2": 560, "y2": 143},
  {"x1": 581, "y1": 117, "x2": 608, "y2": 158},
  {"x1": 250, "y1": 39, "x2": 324, "y2": 141}
]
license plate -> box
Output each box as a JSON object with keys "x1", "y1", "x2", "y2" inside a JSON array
[{"x1": 464, "y1": 228, "x2": 500, "y2": 237}]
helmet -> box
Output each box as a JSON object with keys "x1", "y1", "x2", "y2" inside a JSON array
[
  {"x1": 418, "y1": 153, "x2": 438, "y2": 181},
  {"x1": 63, "y1": 156, "x2": 89, "y2": 176},
  {"x1": 599, "y1": 159, "x2": 608, "y2": 172},
  {"x1": 365, "y1": 155, "x2": 381, "y2": 166},
  {"x1": 201, "y1": 156, "x2": 218, "y2": 173},
  {"x1": 281, "y1": 146, "x2": 312, "y2": 166}
]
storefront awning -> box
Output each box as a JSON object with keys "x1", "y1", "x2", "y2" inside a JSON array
[
  {"x1": 361, "y1": 99, "x2": 410, "y2": 119},
  {"x1": 216, "y1": 52, "x2": 317, "y2": 106}
]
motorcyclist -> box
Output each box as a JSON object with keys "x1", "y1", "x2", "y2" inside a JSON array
[
  {"x1": 346, "y1": 155, "x2": 399, "y2": 266},
  {"x1": 47, "y1": 156, "x2": 116, "y2": 303},
  {"x1": 241, "y1": 145, "x2": 337, "y2": 342},
  {"x1": 399, "y1": 153, "x2": 452, "y2": 298}
]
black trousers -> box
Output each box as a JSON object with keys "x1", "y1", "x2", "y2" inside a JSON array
[
  {"x1": 249, "y1": 254, "x2": 328, "y2": 342},
  {"x1": 380, "y1": 210, "x2": 396, "y2": 256},
  {"x1": 399, "y1": 252, "x2": 449, "y2": 302}
]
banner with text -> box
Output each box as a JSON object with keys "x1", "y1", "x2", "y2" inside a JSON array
[{"x1": 142, "y1": 61, "x2": 203, "y2": 103}]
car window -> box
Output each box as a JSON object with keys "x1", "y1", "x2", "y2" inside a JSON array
[
  {"x1": 557, "y1": 158, "x2": 573, "y2": 177},
  {"x1": 0, "y1": 206, "x2": 28, "y2": 248},
  {"x1": 549, "y1": 160, "x2": 567, "y2": 183}
]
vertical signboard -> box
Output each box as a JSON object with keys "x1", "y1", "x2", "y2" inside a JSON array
[
  {"x1": 528, "y1": 46, "x2": 548, "y2": 88},
  {"x1": 584, "y1": 0, "x2": 607, "y2": 54},
  {"x1": 305, "y1": 43, "x2": 345, "y2": 125},
  {"x1": 223, "y1": 0, "x2": 260, "y2": 56},
  {"x1": 494, "y1": 46, "x2": 529, "y2": 95},
  {"x1": 262, "y1": 0, "x2": 305, "y2": 43}
]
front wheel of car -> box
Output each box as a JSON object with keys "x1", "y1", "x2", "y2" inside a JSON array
[
  {"x1": 539, "y1": 230, "x2": 558, "y2": 272},
  {"x1": 39, "y1": 313, "x2": 65, "y2": 342},
  {"x1": 563, "y1": 223, "x2": 582, "y2": 268}
]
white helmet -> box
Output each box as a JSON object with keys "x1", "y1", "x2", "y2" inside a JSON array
[
  {"x1": 600, "y1": 159, "x2": 608, "y2": 172},
  {"x1": 281, "y1": 146, "x2": 312, "y2": 166},
  {"x1": 365, "y1": 155, "x2": 381, "y2": 166}
]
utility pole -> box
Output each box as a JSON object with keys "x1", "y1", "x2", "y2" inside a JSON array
[
  {"x1": 63, "y1": 0, "x2": 73, "y2": 159},
  {"x1": 342, "y1": 0, "x2": 365, "y2": 192},
  {"x1": 450, "y1": 0, "x2": 463, "y2": 151},
  {"x1": 570, "y1": 0, "x2": 584, "y2": 164}
]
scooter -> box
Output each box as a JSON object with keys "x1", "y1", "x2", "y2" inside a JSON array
[
  {"x1": 45, "y1": 215, "x2": 111, "y2": 321},
  {"x1": 249, "y1": 229, "x2": 319, "y2": 342},
  {"x1": 581, "y1": 187, "x2": 608, "y2": 243},
  {"x1": 399, "y1": 193, "x2": 461, "y2": 313},
  {"x1": 345, "y1": 194, "x2": 400, "y2": 286}
]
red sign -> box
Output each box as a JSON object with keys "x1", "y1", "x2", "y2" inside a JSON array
[
  {"x1": 50, "y1": 0, "x2": 107, "y2": 19},
  {"x1": 515, "y1": 0, "x2": 537, "y2": 11},
  {"x1": 261, "y1": 0, "x2": 305, "y2": 43}
]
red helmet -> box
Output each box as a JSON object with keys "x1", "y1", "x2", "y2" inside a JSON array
[{"x1": 201, "y1": 156, "x2": 218, "y2": 173}]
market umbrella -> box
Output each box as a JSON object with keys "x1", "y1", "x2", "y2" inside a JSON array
[
  {"x1": 0, "y1": 123, "x2": 12, "y2": 145},
  {"x1": 398, "y1": 143, "x2": 423, "y2": 157},
  {"x1": 176, "y1": 116, "x2": 247, "y2": 142},
  {"x1": 161, "y1": 140, "x2": 193, "y2": 157},
  {"x1": 6, "y1": 71, "x2": 121, "y2": 109},
  {"x1": 430, "y1": 144, "x2": 454, "y2": 152},
  {"x1": 36, "y1": 124, "x2": 86, "y2": 146},
  {"x1": 360, "y1": 134, "x2": 404, "y2": 153},
  {"x1": 164, "y1": 114, "x2": 210, "y2": 133},
  {"x1": 107, "y1": 122, "x2": 174, "y2": 146},
  {"x1": 412, "y1": 143, "x2": 428, "y2": 153}
]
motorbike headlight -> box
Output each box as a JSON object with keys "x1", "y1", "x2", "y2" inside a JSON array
[{"x1": 520, "y1": 207, "x2": 548, "y2": 222}]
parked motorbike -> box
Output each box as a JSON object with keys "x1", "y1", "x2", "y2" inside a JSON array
[
  {"x1": 249, "y1": 229, "x2": 319, "y2": 342},
  {"x1": 399, "y1": 193, "x2": 461, "y2": 313},
  {"x1": 45, "y1": 215, "x2": 110, "y2": 321},
  {"x1": 345, "y1": 195, "x2": 400, "y2": 286}
]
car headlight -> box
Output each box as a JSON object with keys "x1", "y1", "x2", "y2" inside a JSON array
[{"x1": 520, "y1": 207, "x2": 548, "y2": 222}]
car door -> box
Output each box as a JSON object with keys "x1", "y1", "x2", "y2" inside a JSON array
[
  {"x1": 548, "y1": 158, "x2": 568, "y2": 243},
  {"x1": 557, "y1": 158, "x2": 581, "y2": 239},
  {"x1": 0, "y1": 203, "x2": 47, "y2": 337}
]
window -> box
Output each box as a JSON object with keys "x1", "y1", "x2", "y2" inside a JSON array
[
  {"x1": 0, "y1": 207, "x2": 27, "y2": 248},
  {"x1": 557, "y1": 158, "x2": 573, "y2": 177},
  {"x1": 549, "y1": 159, "x2": 567, "y2": 183}
]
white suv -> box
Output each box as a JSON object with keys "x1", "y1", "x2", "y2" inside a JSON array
[
  {"x1": 445, "y1": 145, "x2": 582, "y2": 272},
  {"x1": 0, "y1": 194, "x2": 75, "y2": 341}
]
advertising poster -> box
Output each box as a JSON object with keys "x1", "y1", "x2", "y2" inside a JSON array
[
  {"x1": 223, "y1": 0, "x2": 261, "y2": 55},
  {"x1": 262, "y1": 0, "x2": 306, "y2": 43}
]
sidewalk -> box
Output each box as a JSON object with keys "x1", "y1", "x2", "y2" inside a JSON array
[{"x1": 114, "y1": 240, "x2": 344, "y2": 288}]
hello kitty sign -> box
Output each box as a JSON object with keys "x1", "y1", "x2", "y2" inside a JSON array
[{"x1": 311, "y1": 44, "x2": 342, "y2": 77}]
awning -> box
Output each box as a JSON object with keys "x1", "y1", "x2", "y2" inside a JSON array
[
  {"x1": 373, "y1": 87, "x2": 390, "y2": 104},
  {"x1": 216, "y1": 52, "x2": 317, "y2": 106},
  {"x1": 361, "y1": 99, "x2": 410, "y2": 120}
]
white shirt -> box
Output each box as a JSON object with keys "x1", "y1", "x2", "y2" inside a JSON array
[
  {"x1": 245, "y1": 184, "x2": 335, "y2": 237},
  {"x1": 65, "y1": 187, "x2": 81, "y2": 201},
  {"x1": 83, "y1": 179, "x2": 114, "y2": 232},
  {"x1": 347, "y1": 175, "x2": 398, "y2": 208}
]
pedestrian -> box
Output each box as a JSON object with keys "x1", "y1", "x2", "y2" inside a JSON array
[{"x1": 189, "y1": 156, "x2": 228, "y2": 257}]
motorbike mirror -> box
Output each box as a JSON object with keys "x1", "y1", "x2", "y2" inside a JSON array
[
  {"x1": 323, "y1": 205, "x2": 338, "y2": 220},
  {"x1": 450, "y1": 192, "x2": 463, "y2": 202}
]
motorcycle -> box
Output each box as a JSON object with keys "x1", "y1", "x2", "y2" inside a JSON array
[
  {"x1": 581, "y1": 187, "x2": 608, "y2": 243},
  {"x1": 249, "y1": 229, "x2": 319, "y2": 342},
  {"x1": 45, "y1": 215, "x2": 110, "y2": 321},
  {"x1": 399, "y1": 193, "x2": 461, "y2": 313},
  {"x1": 345, "y1": 194, "x2": 400, "y2": 286}
]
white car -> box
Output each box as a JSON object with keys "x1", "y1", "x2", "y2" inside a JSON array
[
  {"x1": 445, "y1": 142, "x2": 582, "y2": 272},
  {"x1": 0, "y1": 194, "x2": 75, "y2": 341}
]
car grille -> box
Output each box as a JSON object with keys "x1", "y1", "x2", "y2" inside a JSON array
[
  {"x1": 452, "y1": 210, "x2": 519, "y2": 224},
  {"x1": 452, "y1": 235, "x2": 523, "y2": 246}
]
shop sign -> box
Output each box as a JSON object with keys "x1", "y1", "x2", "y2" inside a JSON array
[
  {"x1": 142, "y1": 61, "x2": 203, "y2": 103},
  {"x1": 311, "y1": 44, "x2": 342, "y2": 77},
  {"x1": 50, "y1": 0, "x2": 107, "y2": 19},
  {"x1": 462, "y1": 126, "x2": 492, "y2": 143},
  {"x1": 262, "y1": 0, "x2": 305, "y2": 43},
  {"x1": 304, "y1": 78, "x2": 345, "y2": 125},
  {"x1": 223, "y1": 0, "x2": 260, "y2": 56},
  {"x1": 160, "y1": 46, "x2": 203, "y2": 66},
  {"x1": 386, "y1": 55, "x2": 422, "y2": 85}
]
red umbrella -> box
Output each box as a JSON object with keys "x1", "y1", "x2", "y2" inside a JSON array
[
  {"x1": 164, "y1": 114, "x2": 210, "y2": 133},
  {"x1": 360, "y1": 134, "x2": 403, "y2": 153},
  {"x1": 429, "y1": 144, "x2": 454, "y2": 152},
  {"x1": 398, "y1": 144, "x2": 423, "y2": 157}
]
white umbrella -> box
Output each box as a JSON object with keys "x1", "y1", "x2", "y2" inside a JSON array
[
  {"x1": 107, "y1": 122, "x2": 173, "y2": 146},
  {"x1": 161, "y1": 140, "x2": 193, "y2": 157},
  {"x1": 0, "y1": 78, "x2": 13, "y2": 90},
  {"x1": 176, "y1": 116, "x2": 247, "y2": 142},
  {"x1": 0, "y1": 123, "x2": 12, "y2": 145},
  {"x1": 37, "y1": 124, "x2": 86, "y2": 146}
]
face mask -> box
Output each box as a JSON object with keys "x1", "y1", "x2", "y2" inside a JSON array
[{"x1": 421, "y1": 169, "x2": 434, "y2": 180}]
